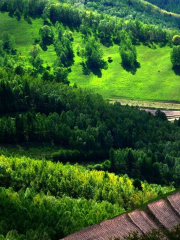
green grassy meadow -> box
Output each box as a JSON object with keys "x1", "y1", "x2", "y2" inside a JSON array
[
  {"x1": 1, "y1": 12, "x2": 180, "y2": 103},
  {"x1": 70, "y1": 32, "x2": 180, "y2": 102},
  {"x1": 0, "y1": 12, "x2": 56, "y2": 68}
]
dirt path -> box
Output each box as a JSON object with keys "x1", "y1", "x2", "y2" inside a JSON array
[
  {"x1": 110, "y1": 99, "x2": 180, "y2": 121},
  {"x1": 141, "y1": 109, "x2": 180, "y2": 121}
]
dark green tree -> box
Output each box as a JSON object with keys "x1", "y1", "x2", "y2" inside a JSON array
[
  {"x1": 2, "y1": 33, "x2": 15, "y2": 54},
  {"x1": 171, "y1": 45, "x2": 180, "y2": 68},
  {"x1": 172, "y1": 35, "x2": 180, "y2": 45},
  {"x1": 28, "y1": 45, "x2": 43, "y2": 72},
  {"x1": 119, "y1": 36, "x2": 137, "y2": 68},
  {"x1": 81, "y1": 37, "x2": 107, "y2": 71},
  {"x1": 39, "y1": 25, "x2": 54, "y2": 46}
]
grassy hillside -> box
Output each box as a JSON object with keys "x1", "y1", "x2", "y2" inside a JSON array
[
  {"x1": 1, "y1": 3, "x2": 180, "y2": 239},
  {"x1": 1, "y1": 12, "x2": 180, "y2": 102},
  {"x1": 0, "y1": 154, "x2": 173, "y2": 239},
  {"x1": 0, "y1": 12, "x2": 56, "y2": 68},
  {"x1": 70, "y1": 32, "x2": 180, "y2": 102},
  {"x1": 0, "y1": 12, "x2": 42, "y2": 50}
]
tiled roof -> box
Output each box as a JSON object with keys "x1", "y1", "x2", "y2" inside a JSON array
[{"x1": 60, "y1": 191, "x2": 180, "y2": 240}]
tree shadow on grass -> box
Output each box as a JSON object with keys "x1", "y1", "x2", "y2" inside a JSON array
[
  {"x1": 81, "y1": 62, "x2": 103, "y2": 78},
  {"x1": 122, "y1": 61, "x2": 140, "y2": 75},
  {"x1": 172, "y1": 66, "x2": 180, "y2": 76},
  {"x1": 88, "y1": 66, "x2": 102, "y2": 78},
  {"x1": 81, "y1": 62, "x2": 90, "y2": 75},
  {"x1": 40, "y1": 42, "x2": 48, "y2": 51}
]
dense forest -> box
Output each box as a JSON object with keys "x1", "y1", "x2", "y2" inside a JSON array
[
  {"x1": 147, "y1": 0, "x2": 180, "y2": 14},
  {"x1": 1, "y1": 0, "x2": 180, "y2": 239},
  {"x1": 0, "y1": 155, "x2": 173, "y2": 239},
  {"x1": 1, "y1": 72, "x2": 180, "y2": 186},
  {"x1": 62, "y1": 0, "x2": 180, "y2": 28}
]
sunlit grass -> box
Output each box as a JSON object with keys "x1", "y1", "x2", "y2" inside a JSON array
[
  {"x1": 0, "y1": 12, "x2": 56, "y2": 68},
  {"x1": 1, "y1": 12, "x2": 180, "y2": 102},
  {"x1": 70, "y1": 32, "x2": 180, "y2": 102}
]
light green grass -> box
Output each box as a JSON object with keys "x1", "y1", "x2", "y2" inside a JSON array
[
  {"x1": 69, "y1": 32, "x2": 180, "y2": 102},
  {"x1": 1, "y1": 12, "x2": 180, "y2": 102},
  {"x1": 0, "y1": 12, "x2": 56, "y2": 67}
]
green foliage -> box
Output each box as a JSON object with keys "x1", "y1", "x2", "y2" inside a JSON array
[
  {"x1": 2, "y1": 33, "x2": 15, "y2": 54},
  {"x1": 63, "y1": 0, "x2": 180, "y2": 29},
  {"x1": 0, "y1": 187, "x2": 123, "y2": 239},
  {"x1": 120, "y1": 44, "x2": 137, "y2": 68},
  {"x1": 0, "y1": 72, "x2": 180, "y2": 185},
  {"x1": 53, "y1": 23, "x2": 74, "y2": 68},
  {"x1": 0, "y1": 155, "x2": 173, "y2": 208},
  {"x1": 2, "y1": 0, "x2": 50, "y2": 18},
  {"x1": 133, "y1": 179, "x2": 142, "y2": 191},
  {"x1": 52, "y1": 149, "x2": 81, "y2": 162},
  {"x1": 1, "y1": 0, "x2": 179, "y2": 94},
  {"x1": 39, "y1": 25, "x2": 54, "y2": 46},
  {"x1": 155, "y1": 109, "x2": 167, "y2": 121},
  {"x1": 28, "y1": 44, "x2": 43, "y2": 72},
  {"x1": 79, "y1": 36, "x2": 107, "y2": 72},
  {"x1": 147, "y1": 0, "x2": 180, "y2": 14},
  {"x1": 0, "y1": 144, "x2": 62, "y2": 160},
  {"x1": 53, "y1": 67, "x2": 69, "y2": 83},
  {"x1": 108, "y1": 147, "x2": 180, "y2": 185},
  {"x1": 172, "y1": 35, "x2": 180, "y2": 45},
  {"x1": 1, "y1": 2, "x2": 180, "y2": 240},
  {"x1": 119, "y1": 33, "x2": 137, "y2": 68},
  {"x1": 171, "y1": 45, "x2": 180, "y2": 67},
  {"x1": 88, "y1": 160, "x2": 111, "y2": 171},
  {"x1": 0, "y1": 154, "x2": 173, "y2": 239},
  {"x1": 0, "y1": 2, "x2": 180, "y2": 239}
]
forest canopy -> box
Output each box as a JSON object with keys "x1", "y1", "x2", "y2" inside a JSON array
[{"x1": 0, "y1": 0, "x2": 180, "y2": 239}]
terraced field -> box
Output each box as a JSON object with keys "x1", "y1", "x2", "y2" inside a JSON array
[{"x1": 60, "y1": 191, "x2": 180, "y2": 240}]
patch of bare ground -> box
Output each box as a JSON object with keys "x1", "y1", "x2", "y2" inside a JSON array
[{"x1": 109, "y1": 99, "x2": 180, "y2": 121}]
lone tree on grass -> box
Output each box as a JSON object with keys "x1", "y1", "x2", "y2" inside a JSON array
[
  {"x1": 119, "y1": 33, "x2": 137, "y2": 69},
  {"x1": 29, "y1": 45, "x2": 43, "y2": 72},
  {"x1": 39, "y1": 25, "x2": 54, "y2": 46},
  {"x1": 80, "y1": 37, "x2": 107, "y2": 71},
  {"x1": 171, "y1": 45, "x2": 180, "y2": 68}
]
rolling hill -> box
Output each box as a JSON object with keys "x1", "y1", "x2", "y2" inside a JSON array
[
  {"x1": 1, "y1": 0, "x2": 180, "y2": 239},
  {"x1": 1, "y1": 10, "x2": 180, "y2": 103}
]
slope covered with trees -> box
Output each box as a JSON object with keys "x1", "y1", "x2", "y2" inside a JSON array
[
  {"x1": 0, "y1": 155, "x2": 173, "y2": 239},
  {"x1": 1, "y1": 0, "x2": 180, "y2": 239},
  {"x1": 147, "y1": 0, "x2": 180, "y2": 14},
  {"x1": 1, "y1": 0, "x2": 180, "y2": 101},
  {"x1": 64, "y1": 0, "x2": 180, "y2": 28},
  {"x1": 1, "y1": 71, "x2": 180, "y2": 186}
]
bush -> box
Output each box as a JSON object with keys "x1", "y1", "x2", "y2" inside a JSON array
[
  {"x1": 172, "y1": 35, "x2": 180, "y2": 45},
  {"x1": 52, "y1": 149, "x2": 81, "y2": 162},
  {"x1": 171, "y1": 45, "x2": 180, "y2": 67}
]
